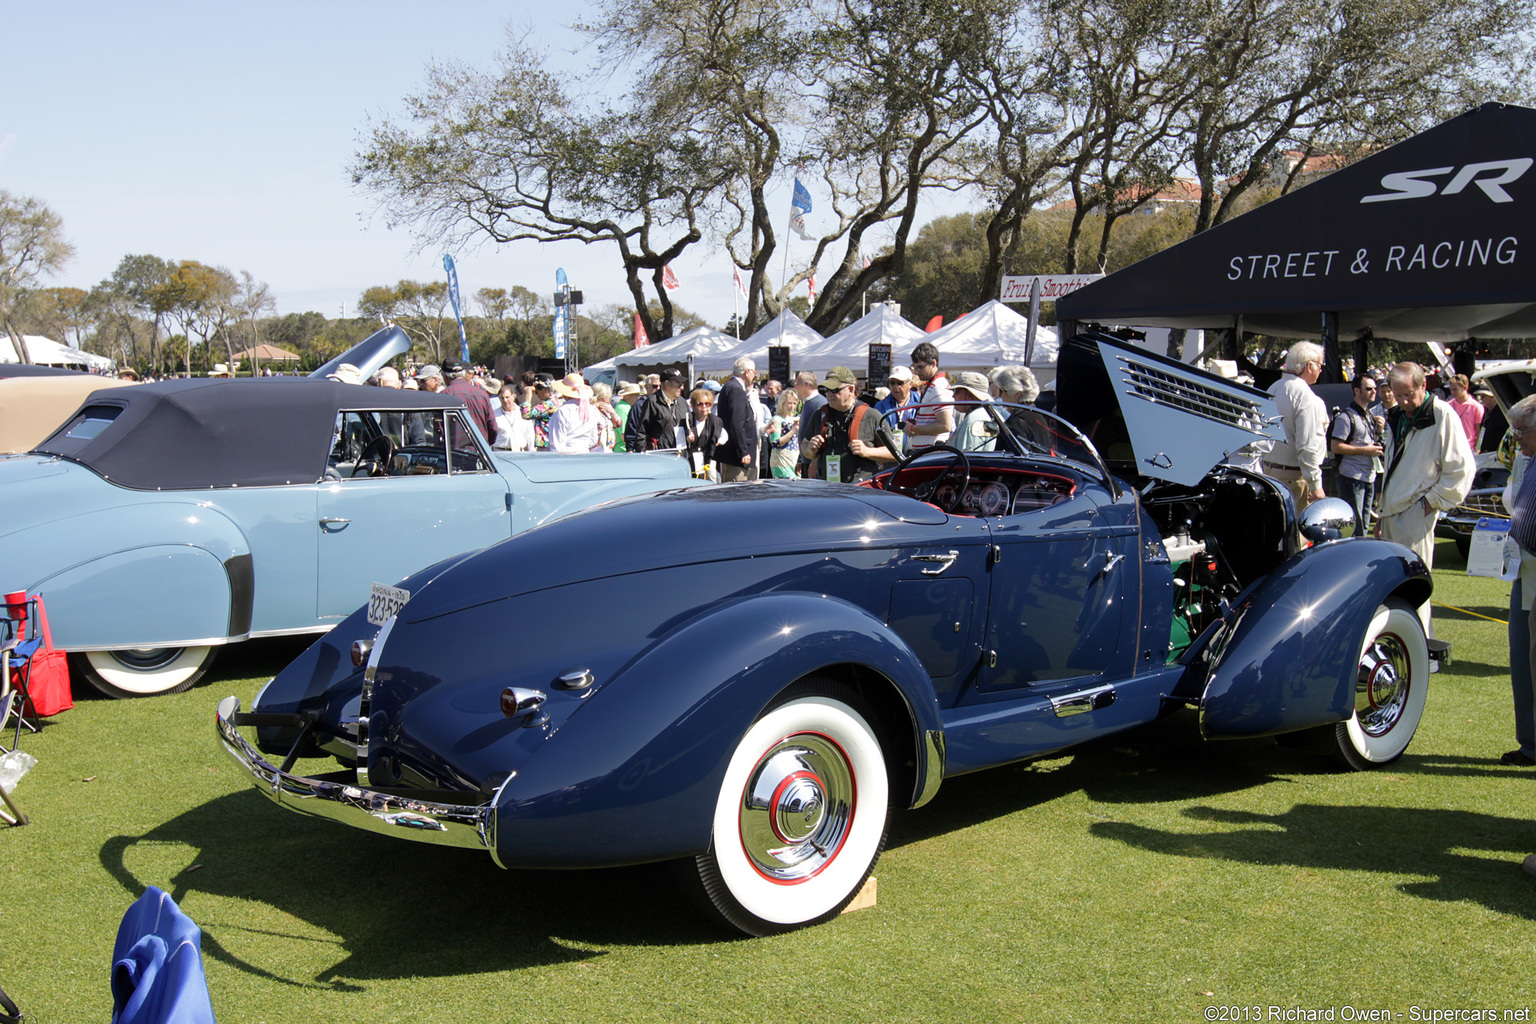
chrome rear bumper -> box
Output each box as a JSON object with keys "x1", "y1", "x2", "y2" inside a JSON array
[{"x1": 216, "y1": 695, "x2": 495, "y2": 855}]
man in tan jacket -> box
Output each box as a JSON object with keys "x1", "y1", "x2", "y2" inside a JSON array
[{"x1": 1377, "y1": 361, "x2": 1476, "y2": 632}]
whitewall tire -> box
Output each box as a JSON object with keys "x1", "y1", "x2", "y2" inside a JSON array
[
  {"x1": 682, "y1": 685, "x2": 890, "y2": 935},
  {"x1": 1333, "y1": 600, "x2": 1428, "y2": 770},
  {"x1": 71, "y1": 646, "x2": 218, "y2": 699}
]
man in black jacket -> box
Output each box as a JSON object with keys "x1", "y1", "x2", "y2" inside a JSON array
[
  {"x1": 714, "y1": 356, "x2": 759, "y2": 480},
  {"x1": 633, "y1": 368, "x2": 689, "y2": 452}
]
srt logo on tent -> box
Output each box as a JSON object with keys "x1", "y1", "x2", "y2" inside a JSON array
[{"x1": 1361, "y1": 158, "x2": 1533, "y2": 204}]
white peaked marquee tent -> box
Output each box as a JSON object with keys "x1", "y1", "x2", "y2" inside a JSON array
[
  {"x1": 923, "y1": 300, "x2": 1060, "y2": 384},
  {"x1": 609, "y1": 325, "x2": 740, "y2": 375},
  {"x1": 796, "y1": 303, "x2": 927, "y2": 377},
  {"x1": 594, "y1": 301, "x2": 1066, "y2": 384},
  {"x1": 707, "y1": 309, "x2": 825, "y2": 376}
]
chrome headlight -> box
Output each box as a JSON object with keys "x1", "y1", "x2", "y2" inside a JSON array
[{"x1": 1299, "y1": 496, "x2": 1356, "y2": 543}]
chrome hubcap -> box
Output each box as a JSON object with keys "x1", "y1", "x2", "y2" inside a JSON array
[
  {"x1": 106, "y1": 647, "x2": 186, "y2": 671},
  {"x1": 738, "y1": 732, "x2": 855, "y2": 883},
  {"x1": 1357, "y1": 632, "x2": 1411, "y2": 736}
]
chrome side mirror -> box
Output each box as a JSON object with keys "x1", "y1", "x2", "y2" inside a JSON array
[{"x1": 1299, "y1": 496, "x2": 1356, "y2": 543}]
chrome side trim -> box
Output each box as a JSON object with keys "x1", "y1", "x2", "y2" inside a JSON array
[
  {"x1": 217, "y1": 695, "x2": 494, "y2": 855},
  {"x1": 65, "y1": 634, "x2": 242, "y2": 652},
  {"x1": 247, "y1": 625, "x2": 331, "y2": 639},
  {"x1": 912, "y1": 729, "x2": 946, "y2": 809},
  {"x1": 1050, "y1": 685, "x2": 1117, "y2": 718}
]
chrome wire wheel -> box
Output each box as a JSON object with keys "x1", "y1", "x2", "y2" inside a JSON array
[
  {"x1": 1335, "y1": 601, "x2": 1428, "y2": 770},
  {"x1": 683, "y1": 685, "x2": 889, "y2": 936}
]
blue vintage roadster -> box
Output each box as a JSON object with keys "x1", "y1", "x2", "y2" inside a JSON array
[
  {"x1": 0, "y1": 327, "x2": 692, "y2": 697},
  {"x1": 218, "y1": 332, "x2": 1436, "y2": 935}
]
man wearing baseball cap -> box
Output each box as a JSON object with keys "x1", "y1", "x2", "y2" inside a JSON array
[
  {"x1": 632, "y1": 367, "x2": 690, "y2": 452},
  {"x1": 441, "y1": 360, "x2": 497, "y2": 445},
  {"x1": 413, "y1": 364, "x2": 443, "y2": 391},
  {"x1": 803, "y1": 367, "x2": 897, "y2": 483},
  {"x1": 874, "y1": 364, "x2": 916, "y2": 455}
]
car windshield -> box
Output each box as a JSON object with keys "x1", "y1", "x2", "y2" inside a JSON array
[{"x1": 876, "y1": 400, "x2": 1104, "y2": 467}]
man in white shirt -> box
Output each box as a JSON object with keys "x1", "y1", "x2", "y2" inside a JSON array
[
  {"x1": 1264, "y1": 341, "x2": 1328, "y2": 511},
  {"x1": 904, "y1": 341, "x2": 954, "y2": 451}
]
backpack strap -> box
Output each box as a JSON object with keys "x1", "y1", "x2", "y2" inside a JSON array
[{"x1": 849, "y1": 403, "x2": 869, "y2": 443}]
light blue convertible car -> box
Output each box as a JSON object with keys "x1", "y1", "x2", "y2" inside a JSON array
[{"x1": 0, "y1": 329, "x2": 691, "y2": 697}]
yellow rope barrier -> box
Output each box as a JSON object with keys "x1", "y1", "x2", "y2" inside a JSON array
[{"x1": 1431, "y1": 599, "x2": 1509, "y2": 625}]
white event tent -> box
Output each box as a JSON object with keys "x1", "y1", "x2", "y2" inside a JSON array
[
  {"x1": 608, "y1": 325, "x2": 740, "y2": 377},
  {"x1": 923, "y1": 300, "x2": 1059, "y2": 385},
  {"x1": 711, "y1": 309, "x2": 825, "y2": 376},
  {"x1": 592, "y1": 301, "x2": 1064, "y2": 385},
  {"x1": 795, "y1": 303, "x2": 927, "y2": 379},
  {"x1": 1, "y1": 334, "x2": 115, "y2": 372}
]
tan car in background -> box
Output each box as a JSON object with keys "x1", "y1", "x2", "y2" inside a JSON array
[{"x1": 0, "y1": 368, "x2": 132, "y2": 454}]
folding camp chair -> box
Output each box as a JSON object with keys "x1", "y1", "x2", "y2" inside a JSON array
[
  {"x1": 0, "y1": 594, "x2": 40, "y2": 826},
  {"x1": 0, "y1": 595, "x2": 41, "y2": 748}
]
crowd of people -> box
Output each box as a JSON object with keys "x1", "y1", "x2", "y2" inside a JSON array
[
  {"x1": 363, "y1": 344, "x2": 1044, "y2": 485},
  {"x1": 1257, "y1": 340, "x2": 1536, "y2": 877},
  {"x1": 1259, "y1": 342, "x2": 1480, "y2": 583}
]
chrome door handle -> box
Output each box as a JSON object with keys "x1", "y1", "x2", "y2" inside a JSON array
[
  {"x1": 914, "y1": 550, "x2": 959, "y2": 575},
  {"x1": 319, "y1": 517, "x2": 351, "y2": 531},
  {"x1": 1090, "y1": 550, "x2": 1124, "y2": 585}
]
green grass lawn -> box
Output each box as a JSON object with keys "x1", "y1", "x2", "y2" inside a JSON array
[{"x1": 5, "y1": 538, "x2": 1536, "y2": 1022}]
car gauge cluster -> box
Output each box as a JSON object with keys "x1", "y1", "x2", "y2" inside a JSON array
[{"x1": 932, "y1": 473, "x2": 1073, "y2": 516}]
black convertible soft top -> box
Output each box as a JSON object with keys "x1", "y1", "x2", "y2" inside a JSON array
[{"x1": 34, "y1": 377, "x2": 467, "y2": 490}]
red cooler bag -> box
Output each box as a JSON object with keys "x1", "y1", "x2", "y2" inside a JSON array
[{"x1": 13, "y1": 595, "x2": 73, "y2": 717}]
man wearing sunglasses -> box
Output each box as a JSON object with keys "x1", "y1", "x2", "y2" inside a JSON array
[
  {"x1": 803, "y1": 367, "x2": 898, "y2": 483},
  {"x1": 874, "y1": 365, "x2": 916, "y2": 456}
]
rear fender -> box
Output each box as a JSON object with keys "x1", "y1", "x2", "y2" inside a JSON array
[
  {"x1": 490, "y1": 592, "x2": 942, "y2": 869},
  {"x1": 1198, "y1": 539, "x2": 1430, "y2": 738},
  {"x1": 15, "y1": 504, "x2": 250, "y2": 650}
]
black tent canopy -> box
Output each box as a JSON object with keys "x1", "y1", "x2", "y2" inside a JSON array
[{"x1": 1057, "y1": 103, "x2": 1536, "y2": 347}]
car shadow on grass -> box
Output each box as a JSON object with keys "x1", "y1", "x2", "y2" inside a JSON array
[
  {"x1": 1089, "y1": 803, "x2": 1536, "y2": 920},
  {"x1": 889, "y1": 709, "x2": 1331, "y2": 851},
  {"x1": 891, "y1": 713, "x2": 1536, "y2": 921},
  {"x1": 99, "y1": 791, "x2": 725, "y2": 989}
]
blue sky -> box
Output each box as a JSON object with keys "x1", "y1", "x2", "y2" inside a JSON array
[{"x1": 4, "y1": 1, "x2": 794, "y2": 327}]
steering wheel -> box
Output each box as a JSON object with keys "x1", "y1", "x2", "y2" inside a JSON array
[
  {"x1": 352, "y1": 434, "x2": 396, "y2": 477},
  {"x1": 886, "y1": 443, "x2": 971, "y2": 513}
]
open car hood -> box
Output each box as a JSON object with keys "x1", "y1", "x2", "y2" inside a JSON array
[
  {"x1": 1473, "y1": 359, "x2": 1536, "y2": 419},
  {"x1": 1056, "y1": 332, "x2": 1278, "y2": 487},
  {"x1": 308, "y1": 325, "x2": 410, "y2": 382}
]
